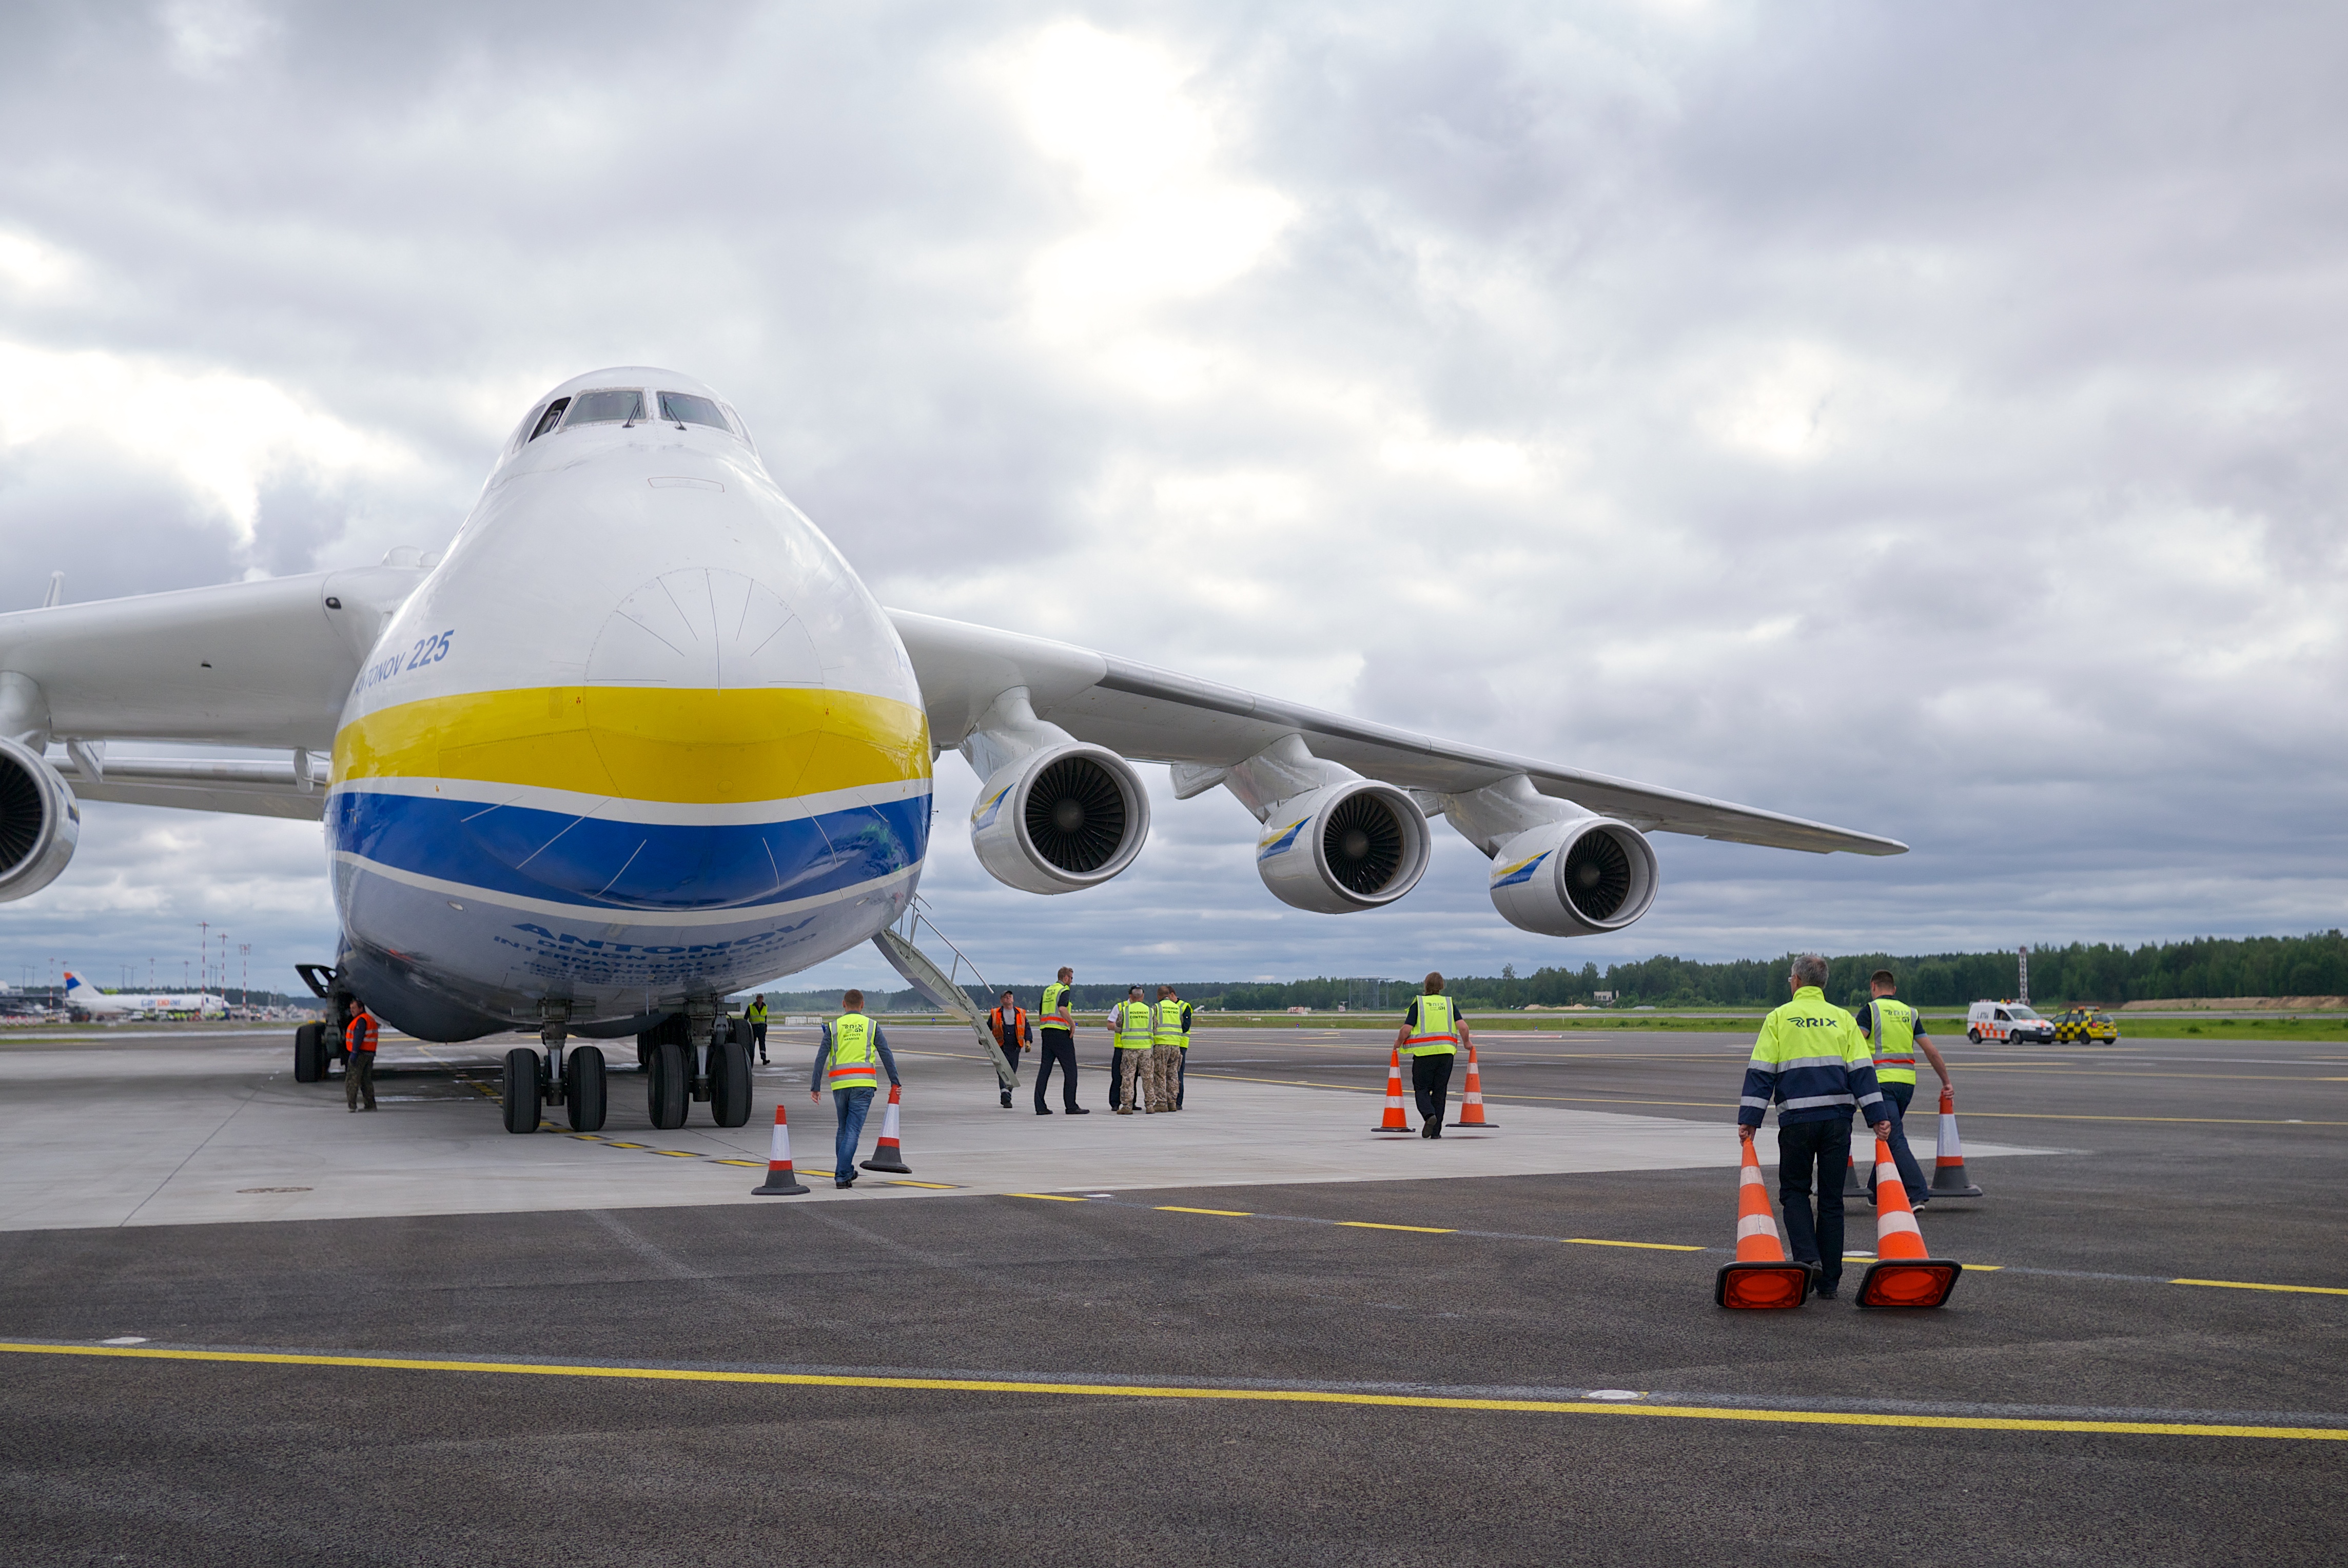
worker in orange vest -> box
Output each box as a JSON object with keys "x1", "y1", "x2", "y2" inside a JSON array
[
  {"x1": 344, "y1": 1000, "x2": 380, "y2": 1112},
  {"x1": 987, "y1": 990, "x2": 1030, "y2": 1108}
]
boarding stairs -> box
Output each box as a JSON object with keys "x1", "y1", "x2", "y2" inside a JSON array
[{"x1": 871, "y1": 900, "x2": 1017, "y2": 1091}]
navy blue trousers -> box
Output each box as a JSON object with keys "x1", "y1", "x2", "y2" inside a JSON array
[{"x1": 1775, "y1": 1118, "x2": 1852, "y2": 1289}]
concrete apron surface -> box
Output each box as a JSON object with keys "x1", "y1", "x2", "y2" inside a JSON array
[{"x1": 0, "y1": 1029, "x2": 2054, "y2": 1231}]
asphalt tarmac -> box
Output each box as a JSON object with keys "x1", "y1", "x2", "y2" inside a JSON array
[{"x1": 2, "y1": 1022, "x2": 2342, "y2": 1565}]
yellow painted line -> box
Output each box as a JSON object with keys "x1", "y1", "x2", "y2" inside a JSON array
[
  {"x1": 3, "y1": 1343, "x2": 2339, "y2": 1441},
  {"x1": 2173, "y1": 1278, "x2": 2348, "y2": 1297},
  {"x1": 653, "y1": 1150, "x2": 696, "y2": 1159},
  {"x1": 1565, "y1": 1238, "x2": 1706, "y2": 1252},
  {"x1": 1158, "y1": 1206, "x2": 1255, "y2": 1217},
  {"x1": 1008, "y1": 1192, "x2": 1088, "y2": 1202},
  {"x1": 714, "y1": 1159, "x2": 762, "y2": 1168},
  {"x1": 604, "y1": 1142, "x2": 649, "y2": 1149},
  {"x1": 1336, "y1": 1221, "x2": 1457, "y2": 1234},
  {"x1": 886, "y1": 1180, "x2": 959, "y2": 1190}
]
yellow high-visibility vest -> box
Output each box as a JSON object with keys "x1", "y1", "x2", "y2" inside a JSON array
[
  {"x1": 1040, "y1": 984, "x2": 1074, "y2": 1030},
  {"x1": 1113, "y1": 999, "x2": 1153, "y2": 1048},
  {"x1": 1403, "y1": 995, "x2": 1459, "y2": 1056},
  {"x1": 1868, "y1": 997, "x2": 1919, "y2": 1086},
  {"x1": 1151, "y1": 1001, "x2": 1186, "y2": 1049},
  {"x1": 827, "y1": 1013, "x2": 879, "y2": 1090}
]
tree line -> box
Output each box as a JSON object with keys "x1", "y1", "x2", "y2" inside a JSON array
[{"x1": 750, "y1": 930, "x2": 2348, "y2": 1013}]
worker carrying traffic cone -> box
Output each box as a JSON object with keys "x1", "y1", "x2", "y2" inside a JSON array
[
  {"x1": 1928, "y1": 1086, "x2": 1985, "y2": 1200},
  {"x1": 1734, "y1": 954, "x2": 1896, "y2": 1301},
  {"x1": 751, "y1": 1103, "x2": 810, "y2": 1196},
  {"x1": 1855, "y1": 1135, "x2": 1963, "y2": 1308},
  {"x1": 1855, "y1": 968, "x2": 1955, "y2": 1211},
  {"x1": 1715, "y1": 1133, "x2": 1812, "y2": 1308},
  {"x1": 1392, "y1": 973, "x2": 1466, "y2": 1138}
]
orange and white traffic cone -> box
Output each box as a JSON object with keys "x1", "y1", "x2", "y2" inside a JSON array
[
  {"x1": 1927, "y1": 1087, "x2": 1984, "y2": 1200},
  {"x1": 751, "y1": 1103, "x2": 810, "y2": 1195},
  {"x1": 1451, "y1": 1041, "x2": 1496, "y2": 1130},
  {"x1": 1855, "y1": 1135, "x2": 1962, "y2": 1308},
  {"x1": 859, "y1": 1083, "x2": 913, "y2": 1174},
  {"x1": 1374, "y1": 1048, "x2": 1412, "y2": 1134},
  {"x1": 1715, "y1": 1135, "x2": 1811, "y2": 1308}
]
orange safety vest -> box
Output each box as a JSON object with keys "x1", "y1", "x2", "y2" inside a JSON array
[
  {"x1": 989, "y1": 1006, "x2": 1028, "y2": 1048},
  {"x1": 345, "y1": 1013, "x2": 378, "y2": 1053}
]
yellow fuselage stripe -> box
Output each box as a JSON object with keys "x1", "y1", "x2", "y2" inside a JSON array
[
  {"x1": 2, "y1": 1343, "x2": 2339, "y2": 1440},
  {"x1": 332, "y1": 685, "x2": 930, "y2": 805}
]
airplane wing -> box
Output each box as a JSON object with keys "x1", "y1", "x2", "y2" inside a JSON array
[
  {"x1": 0, "y1": 562, "x2": 427, "y2": 817},
  {"x1": 888, "y1": 607, "x2": 1905, "y2": 856}
]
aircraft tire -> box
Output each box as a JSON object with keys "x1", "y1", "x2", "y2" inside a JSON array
[
  {"x1": 566, "y1": 1046, "x2": 608, "y2": 1133},
  {"x1": 293, "y1": 1022, "x2": 325, "y2": 1083},
  {"x1": 502, "y1": 1047, "x2": 543, "y2": 1134},
  {"x1": 647, "y1": 1041, "x2": 689, "y2": 1131},
  {"x1": 709, "y1": 1038, "x2": 751, "y2": 1127}
]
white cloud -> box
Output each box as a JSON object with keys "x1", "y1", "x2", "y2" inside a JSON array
[{"x1": 0, "y1": 343, "x2": 413, "y2": 542}]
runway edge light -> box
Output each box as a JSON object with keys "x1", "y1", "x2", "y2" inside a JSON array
[{"x1": 1715, "y1": 1137, "x2": 1810, "y2": 1310}]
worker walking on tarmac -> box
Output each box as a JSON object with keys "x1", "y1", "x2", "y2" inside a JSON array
[
  {"x1": 1736, "y1": 954, "x2": 1894, "y2": 1301},
  {"x1": 1394, "y1": 973, "x2": 1467, "y2": 1138},
  {"x1": 1169, "y1": 986, "x2": 1196, "y2": 1108},
  {"x1": 810, "y1": 989, "x2": 902, "y2": 1189},
  {"x1": 1034, "y1": 967, "x2": 1088, "y2": 1115},
  {"x1": 988, "y1": 989, "x2": 1030, "y2": 1109},
  {"x1": 1108, "y1": 985, "x2": 1154, "y2": 1114},
  {"x1": 1857, "y1": 967, "x2": 1953, "y2": 1210},
  {"x1": 1148, "y1": 986, "x2": 1185, "y2": 1111},
  {"x1": 344, "y1": 999, "x2": 379, "y2": 1113},
  {"x1": 747, "y1": 993, "x2": 769, "y2": 1065}
]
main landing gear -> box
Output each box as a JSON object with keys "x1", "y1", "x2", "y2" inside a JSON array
[
  {"x1": 291, "y1": 963, "x2": 353, "y2": 1083},
  {"x1": 503, "y1": 1000, "x2": 609, "y2": 1135},
  {"x1": 634, "y1": 1006, "x2": 753, "y2": 1132}
]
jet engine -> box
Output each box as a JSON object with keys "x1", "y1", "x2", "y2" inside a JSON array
[
  {"x1": 0, "y1": 737, "x2": 80, "y2": 903},
  {"x1": 1254, "y1": 781, "x2": 1431, "y2": 914},
  {"x1": 970, "y1": 742, "x2": 1152, "y2": 895},
  {"x1": 1486, "y1": 814, "x2": 1658, "y2": 937}
]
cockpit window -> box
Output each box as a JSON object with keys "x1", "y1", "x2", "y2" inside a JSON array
[
  {"x1": 563, "y1": 388, "x2": 645, "y2": 427},
  {"x1": 527, "y1": 398, "x2": 570, "y2": 441},
  {"x1": 659, "y1": 391, "x2": 730, "y2": 430}
]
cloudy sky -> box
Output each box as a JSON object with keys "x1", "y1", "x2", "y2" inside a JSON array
[{"x1": 2, "y1": 0, "x2": 2342, "y2": 997}]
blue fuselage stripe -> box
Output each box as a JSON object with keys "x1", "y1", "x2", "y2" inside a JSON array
[{"x1": 326, "y1": 790, "x2": 931, "y2": 913}]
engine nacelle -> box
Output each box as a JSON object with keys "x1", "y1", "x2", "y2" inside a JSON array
[
  {"x1": 0, "y1": 737, "x2": 80, "y2": 903},
  {"x1": 1254, "y1": 781, "x2": 1431, "y2": 914},
  {"x1": 1487, "y1": 815, "x2": 1658, "y2": 936},
  {"x1": 970, "y1": 742, "x2": 1151, "y2": 895}
]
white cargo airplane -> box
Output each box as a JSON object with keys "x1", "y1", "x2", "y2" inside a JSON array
[
  {"x1": 0, "y1": 367, "x2": 1902, "y2": 1133},
  {"x1": 61, "y1": 972, "x2": 228, "y2": 1019}
]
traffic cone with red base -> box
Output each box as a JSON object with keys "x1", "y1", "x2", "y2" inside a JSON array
[
  {"x1": 1855, "y1": 1135, "x2": 1962, "y2": 1308},
  {"x1": 1451, "y1": 1042, "x2": 1496, "y2": 1131},
  {"x1": 751, "y1": 1104, "x2": 810, "y2": 1195},
  {"x1": 859, "y1": 1083, "x2": 913, "y2": 1173},
  {"x1": 1374, "y1": 1048, "x2": 1412, "y2": 1134},
  {"x1": 1715, "y1": 1135, "x2": 1811, "y2": 1309},
  {"x1": 1928, "y1": 1087, "x2": 1985, "y2": 1200}
]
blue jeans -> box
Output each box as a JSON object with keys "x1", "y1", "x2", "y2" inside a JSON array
[
  {"x1": 1774, "y1": 1118, "x2": 1852, "y2": 1289},
  {"x1": 832, "y1": 1087, "x2": 875, "y2": 1181},
  {"x1": 1867, "y1": 1082, "x2": 1929, "y2": 1204}
]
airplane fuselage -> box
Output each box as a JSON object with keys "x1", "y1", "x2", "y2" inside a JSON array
[{"x1": 325, "y1": 369, "x2": 932, "y2": 1042}]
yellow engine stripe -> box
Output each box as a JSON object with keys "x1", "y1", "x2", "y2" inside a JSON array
[{"x1": 333, "y1": 685, "x2": 930, "y2": 805}]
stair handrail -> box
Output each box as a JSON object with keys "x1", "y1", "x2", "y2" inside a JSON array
[{"x1": 897, "y1": 896, "x2": 992, "y2": 1014}]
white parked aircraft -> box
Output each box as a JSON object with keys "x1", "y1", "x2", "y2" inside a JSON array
[
  {"x1": 61, "y1": 971, "x2": 228, "y2": 1019},
  {"x1": 0, "y1": 366, "x2": 1902, "y2": 1132}
]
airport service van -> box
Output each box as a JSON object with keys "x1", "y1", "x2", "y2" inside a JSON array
[{"x1": 1967, "y1": 1002, "x2": 2056, "y2": 1044}]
